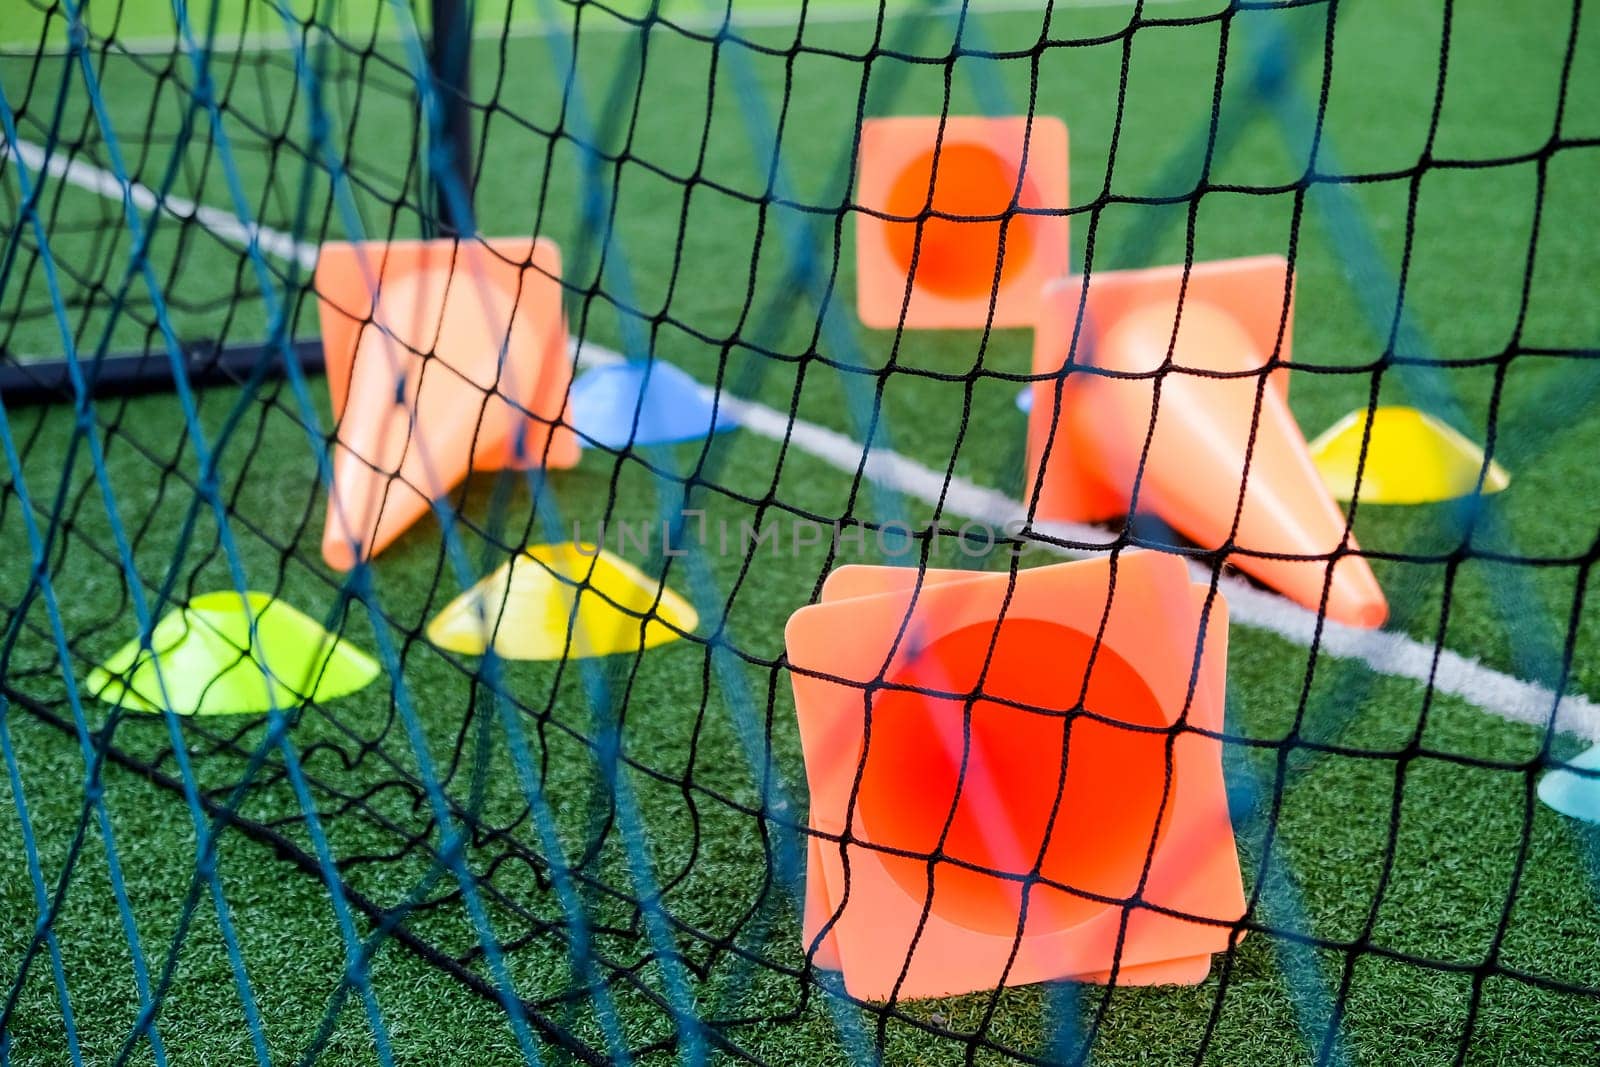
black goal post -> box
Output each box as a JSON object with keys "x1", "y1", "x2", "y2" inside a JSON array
[{"x1": 0, "y1": 1, "x2": 476, "y2": 407}]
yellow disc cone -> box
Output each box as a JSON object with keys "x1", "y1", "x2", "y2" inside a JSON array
[
  {"x1": 426, "y1": 544, "x2": 698, "y2": 660},
  {"x1": 87, "y1": 592, "x2": 381, "y2": 715},
  {"x1": 1308, "y1": 406, "x2": 1511, "y2": 505}
]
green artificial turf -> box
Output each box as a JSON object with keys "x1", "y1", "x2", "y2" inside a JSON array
[
  {"x1": 3, "y1": 0, "x2": 890, "y2": 51},
  {"x1": 3, "y1": 0, "x2": 1600, "y2": 1063}
]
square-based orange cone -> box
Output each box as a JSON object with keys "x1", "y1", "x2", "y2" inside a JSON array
[
  {"x1": 313, "y1": 237, "x2": 581, "y2": 570},
  {"x1": 801, "y1": 559, "x2": 1217, "y2": 989},
  {"x1": 802, "y1": 809, "x2": 1214, "y2": 988},
  {"x1": 1025, "y1": 256, "x2": 1388, "y2": 629},
  {"x1": 786, "y1": 552, "x2": 1244, "y2": 1001},
  {"x1": 855, "y1": 116, "x2": 1068, "y2": 330}
]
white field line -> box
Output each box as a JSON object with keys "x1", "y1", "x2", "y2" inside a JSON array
[
  {"x1": 577, "y1": 343, "x2": 1600, "y2": 742},
  {"x1": 13, "y1": 0, "x2": 1193, "y2": 57},
  {"x1": 1, "y1": 139, "x2": 319, "y2": 271},
  {"x1": 8, "y1": 134, "x2": 1597, "y2": 742}
]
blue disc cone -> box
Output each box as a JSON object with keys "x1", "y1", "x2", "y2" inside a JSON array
[
  {"x1": 570, "y1": 360, "x2": 736, "y2": 449},
  {"x1": 1538, "y1": 744, "x2": 1600, "y2": 824},
  {"x1": 1015, "y1": 384, "x2": 1033, "y2": 414}
]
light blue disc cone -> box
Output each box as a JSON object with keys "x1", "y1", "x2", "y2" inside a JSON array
[
  {"x1": 570, "y1": 360, "x2": 737, "y2": 449},
  {"x1": 1537, "y1": 744, "x2": 1600, "y2": 823},
  {"x1": 1015, "y1": 384, "x2": 1033, "y2": 414}
]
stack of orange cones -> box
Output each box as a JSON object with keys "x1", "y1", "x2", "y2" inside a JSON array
[
  {"x1": 855, "y1": 116, "x2": 1069, "y2": 329},
  {"x1": 314, "y1": 237, "x2": 581, "y2": 571},
  {"x1": 785, "y1": 552, "x2": 1245, "y2": 1000},
  {"x1": 1026, "y1": 256, "x2": 1388, "y2": 629}
]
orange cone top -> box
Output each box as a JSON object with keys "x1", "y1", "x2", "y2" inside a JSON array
[
  {"x1": 314, "y1": 237, "x2": 580, "y2": 570},
  {"x1": 788, "y1": 553, "x2": 1244, "y2": 1000},
  {"x1": 855, "y1": 116, "x2": 1068, "y2": 330},
  {"x1": 1026, "y1": 257, "x2": 1388, "y2": 629}
]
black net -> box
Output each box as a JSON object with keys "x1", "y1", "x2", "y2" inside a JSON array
[{"x1": 3, "y1": 0, "x2": 1599, "y2": 1064}]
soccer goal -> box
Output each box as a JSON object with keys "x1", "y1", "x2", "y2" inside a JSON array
[{"x1": 2, "y1": 1, "x2": 1598, "y2": 1063}]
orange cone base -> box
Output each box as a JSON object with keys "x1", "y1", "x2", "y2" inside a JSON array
[
  {"x1": 1026, "y1": 257, "x2": 1387, "y2": 629},
  {"x1": 314, "y1": 237, "x2": 581, "y2": 570},
  {"x1": 802, "y1": 837, "x2": 1218, "y2": 988},
  {"x1": 787, "y1": 553, "x2": 1245, "y2": 1001},
  {"x1": 856, "y1": 116, "x2": 1069, "y2": 330}
]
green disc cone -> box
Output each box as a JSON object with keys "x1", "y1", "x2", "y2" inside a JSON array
[{"x1": 87, "y1": 591, "x2": 381, "y2": 715}]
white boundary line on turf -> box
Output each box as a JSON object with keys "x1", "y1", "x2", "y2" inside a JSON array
[
  {"x1": 9, "y1": 133, "x2": 1596, "y2": 743},
  {"x1": 11, "y1": 0, "x2": 1195, "y2": 57},
  {"x1": 1, "y1": 139, "x2": 319, "y2": 271},
  {"x1": 572, "y1": 342, "x2": 1600, "y2": 743}
]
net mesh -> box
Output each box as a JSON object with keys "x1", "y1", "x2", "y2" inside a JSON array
[{"x1": 3, "y1": 0, "x2": 1599, "y2": 1063}]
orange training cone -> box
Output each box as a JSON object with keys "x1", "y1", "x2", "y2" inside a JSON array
[
  {"x1": 855, "y1": 116, "x2": 1068, "y2": 330},
  {"x1": 802, "y1": 563, "x2": 1231, "y2": 989},
  {"x1": 314, "y1": 237, "x2": 581, "y2": 570},
  {"x1": 787, "y1": 552, "x2": 1245, "y2": 1000},
  {"x1": 1026, "y1": 256, "x2": 1388, "y2": 629}
]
